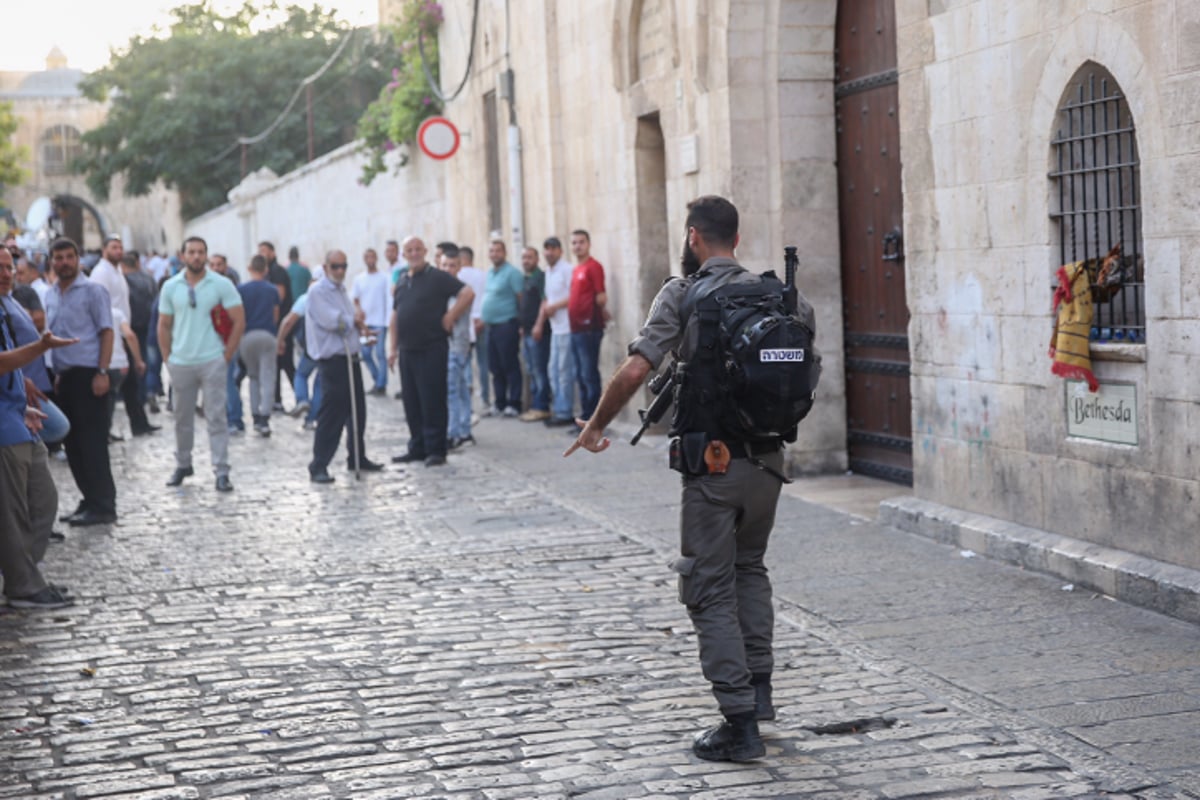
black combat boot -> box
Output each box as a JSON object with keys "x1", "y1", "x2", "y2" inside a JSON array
[
  {"x1": 751, "y1": 672, "x2": 775, "y2": 721},
  {"x1": 692, "y1": 710, "x2": 765, "y2": 762}
]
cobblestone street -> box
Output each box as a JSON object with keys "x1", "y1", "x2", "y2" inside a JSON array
[{"x1": 2, "y1": 390, "x2": 1197, "y2": 799}]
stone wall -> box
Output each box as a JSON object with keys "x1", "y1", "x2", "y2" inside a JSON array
[
  {"x1": 188, "y1": 0, "x2": 848, "y2": 471},
  {"x1": 897, "y1": 1, "x2": 1200, "y2": 568}
]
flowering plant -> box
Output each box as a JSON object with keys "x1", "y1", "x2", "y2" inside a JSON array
[{"x1": 356, "y1": 0, "x2": 444, "y2": 184}]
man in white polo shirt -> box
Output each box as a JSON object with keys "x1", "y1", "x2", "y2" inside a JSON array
[
  {"x1": 540, "y1": 236, "x2": 576, "y2": 426},
  {"x1": 157, "y1": 236, "x2": 245, "y2": 492}
]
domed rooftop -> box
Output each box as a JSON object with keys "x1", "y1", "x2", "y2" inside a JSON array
[{"x1": 7, "y1": 67, "x2": 84, "y2": 98}]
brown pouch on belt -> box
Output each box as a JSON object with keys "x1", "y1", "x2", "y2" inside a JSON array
[{"x1": 704, "y1": 440, "x2": 731, "y2": 475}]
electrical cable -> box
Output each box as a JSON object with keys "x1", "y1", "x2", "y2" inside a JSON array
[
  {"x1": 204, "y1": 28, "x2": 357, "y2": 165},
  {"x1": 417, "y1": 0, "x2": 481, "y2": 105}
]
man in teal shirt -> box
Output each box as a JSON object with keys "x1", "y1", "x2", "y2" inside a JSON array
[
  {"x1": 480, "y1": 240, "x2": 525, "y2": 416},
  {"x1": 157, "y1": 236, "x2": 246, "y2": 492},
  {"x1": 286, "y1": 246, "x2": 311, "y2": 302}
]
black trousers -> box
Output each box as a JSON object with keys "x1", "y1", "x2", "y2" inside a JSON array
[
  {"x1": 310, "y1": 355, "x2": 367, "y2": 474},
  {"x1": 275, "y1": 337, "x2": 296, "y2": 404},
  {"x1": 487, "y1": 319, "x2": 522, "y2": 412},
  {"x1": 119, "y1": 342, "x2": 152, "y2": 433},
  {"x1": 398, "y1": 341, "x2": 449, "y2": 459},
  {"x1": 57, "y1": 367, "x2": 116, "y2": 515}
]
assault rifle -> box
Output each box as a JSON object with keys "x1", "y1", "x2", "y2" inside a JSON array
[
  {"x1": 783, "y1": 245, "x2": 799, "y2": 314},
  {"x1": 630, "y1": 360, "x2": 678, "y2": 446}
]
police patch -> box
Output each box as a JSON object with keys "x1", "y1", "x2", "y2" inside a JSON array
[{"x1": 759, "y1": 349, "x2": 805, "y2": 362}]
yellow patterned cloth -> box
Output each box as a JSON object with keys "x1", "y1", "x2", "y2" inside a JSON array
[{"x1": 1049, "y1": 261, "x2": 1098, "y2": 392}]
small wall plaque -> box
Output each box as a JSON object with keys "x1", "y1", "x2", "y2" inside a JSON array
[
  {"x1": 1066, "y1": 380, "x2": 1138, "y2": 445},
  {"x1": 680, "y1": 135, "x2": 699, "y2": 174}
]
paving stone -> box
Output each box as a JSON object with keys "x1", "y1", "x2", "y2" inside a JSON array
[{"x1": 0, "y1": 398, "x2": 1190, "y2": 798}]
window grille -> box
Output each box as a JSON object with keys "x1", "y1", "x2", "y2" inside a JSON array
[
  {"x1": 1049, "y1": 64, "x2": 1145, "y2": 344},
  {"x1": 41, "y1": 125, "x2": 82, "y2": 176}
]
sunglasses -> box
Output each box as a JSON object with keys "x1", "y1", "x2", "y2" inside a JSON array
[
  {"x1": 188, "y1": 286, "x2": 197, "y2": 308},
  {"x1": 328, "y1": 262, "x2": 348, "y2": 270}
]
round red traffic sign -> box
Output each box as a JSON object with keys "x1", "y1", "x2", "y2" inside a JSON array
[{"x1": 417, "y1": 117, "x2": 460, "y2": 160}]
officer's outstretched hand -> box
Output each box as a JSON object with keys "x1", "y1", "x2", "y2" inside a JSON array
[{"x1": 564, "y1": 419, "x2": 610, "y2": 457}]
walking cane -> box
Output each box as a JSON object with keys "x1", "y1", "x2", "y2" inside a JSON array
[{"x1": 343, "y1": 333, "x2": 362, "y2": 481}]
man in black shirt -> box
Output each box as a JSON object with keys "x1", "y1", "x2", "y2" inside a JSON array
[
  {"x1": 258, "y1": 241, "x2": 295, "y2": 410},
  {"x1": 387, "y1": 236, "x2": 474, "y2": 467},
  {"x1": 120, "y1": 255, "x2": 160, "y2": 436}
]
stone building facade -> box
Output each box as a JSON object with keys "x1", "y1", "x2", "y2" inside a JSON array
[
  {"x1": 893, "y1": 0, "x2": 1200, "y2": 576},
  {"x1": 185, "y1": 1, "x2": 1199, "y2": 581},
  {"x1": 188, "y1": 0, "x2": 850, "y2": 474},
  {"x1": 1, "y1": 49, "x2": 182, "y2": 254}
]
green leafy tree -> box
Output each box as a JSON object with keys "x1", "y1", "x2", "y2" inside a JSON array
[
  {"x1": 0, "y1": 100, "x2": 28, "y2": 201},
  {"x1": 356, "y1": 0, "x2": 443, "y2": 185},
  {"x1": 75, "y1": 2, "x2": 389, "y2": 218}
]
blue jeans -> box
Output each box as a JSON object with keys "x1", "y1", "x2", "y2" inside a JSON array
[
  {"x1": 447, "y1": 349, "x2": 472, "y2": 439},
  {"x1": 571, "y1": 329, "x2": 603, "y2": 420},
  {"x1": 474, "y1": 324, "x2": 490, "y2": 407},
  {"x1": 226, "y1": 358, "x2": 244, "y2": 429},
  {"x1": 361, "y1": 326, "x2": 387, "y2": 391},
  {"x1": 145, "y1": 341, "x2": 163, "y2": 396},
  {"x1": 38, "y1": 398, "x2": 70, "y2": 444},
  {"x1": 549, "y1": 333, "x2": 576, "y2": 421},
  {"x1": 522, "y1": 333, "x2": 551, "y2": 412},
  {"x1": 294, "y1": 352, "x2": 322, "y2": 423}
]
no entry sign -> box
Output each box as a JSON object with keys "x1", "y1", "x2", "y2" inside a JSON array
[{"x1": 417, "y1": 117, "x2": 461, "y2": 160}]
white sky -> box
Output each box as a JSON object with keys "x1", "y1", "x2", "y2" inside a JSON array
[{"x1": 0, "y1": 0, "x2": 380, "y2": 73}]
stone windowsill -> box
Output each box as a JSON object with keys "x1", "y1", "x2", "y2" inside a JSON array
[{"x1": 1090, "y1": 342, "x2": 1146, "y2": 363}]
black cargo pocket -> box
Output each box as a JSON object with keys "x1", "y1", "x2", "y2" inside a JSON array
[{"x1": 669, "y1": 557, "x2": 698, "y2": 606}]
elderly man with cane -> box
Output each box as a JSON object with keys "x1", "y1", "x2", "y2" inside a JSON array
[{"x1": 305, "y1": 250, "x2": 384, "y2": 484}]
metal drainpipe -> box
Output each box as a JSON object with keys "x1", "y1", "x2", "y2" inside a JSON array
[{"x1": 504, "y1": 0, "x2": 524, "y2": 252}]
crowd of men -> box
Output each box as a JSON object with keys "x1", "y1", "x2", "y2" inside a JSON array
[
  {"x1": 4, "y1": 195, "x2": 800, "y2": 766},
  {"x1": 0, "y1": 226, "x2": 610, "y2": 606}
]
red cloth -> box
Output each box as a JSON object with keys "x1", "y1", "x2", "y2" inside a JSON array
[{"x1": 568, "y1": 257, "x2": 606, "y2": 332}]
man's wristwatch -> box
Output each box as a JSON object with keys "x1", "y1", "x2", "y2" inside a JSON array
[{"x1": 96, "y1": 368, "x2": 108, "y2": 376}]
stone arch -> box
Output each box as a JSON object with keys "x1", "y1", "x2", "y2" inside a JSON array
[
  {"x1": 1026, "y1": 13, "x2": 1168, "y2": 343},
  {"x1": 612, "y1": 0, "x2": 682, "y2": 90},
  {"x1": 1027, "y1": 13, "x2": 1165, "y2": 215}
]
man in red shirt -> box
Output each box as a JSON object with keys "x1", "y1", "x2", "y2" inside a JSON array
[{"x1": 567, "y1": 229, "x2": 607, "y2": 421}]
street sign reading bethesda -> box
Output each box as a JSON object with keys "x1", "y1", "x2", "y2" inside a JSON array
[{"x1": 1066, "y1": 380, "x2": 1138, "y2": 445}]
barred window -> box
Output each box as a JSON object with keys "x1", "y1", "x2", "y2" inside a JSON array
[
  {"x1": 1049, "y1": 63, "x2": 1145, "y2": 344},
  {"x1": 41, "y1": 125, "x2": 82, "y2": 176}
]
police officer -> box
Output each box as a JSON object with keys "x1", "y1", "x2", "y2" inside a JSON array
[{"x1": 566, "y1": 195, "x2": 817, "y2": 762}]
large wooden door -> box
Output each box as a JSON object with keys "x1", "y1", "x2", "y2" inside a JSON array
[{"x1": 835, "y1": 0, "x2": 912, "y2": 484}]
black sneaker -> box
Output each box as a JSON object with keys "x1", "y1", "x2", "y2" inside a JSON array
[
  {"x1": 8, "y1": 587, "x2": 75, "y2": 610},
  {"x1": 692, "y1": 712, "x2": 765, "y2": 762},
  {"x1": 424, "y1": 454, "x2": 447, "y2": 467},
  {"x1": 391, "y1": 452, "x2": 425, "y2": 464}
]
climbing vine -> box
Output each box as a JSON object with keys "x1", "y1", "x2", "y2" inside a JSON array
[{"x1": 356, "y1": 0, "x2": 443, "y2": 185}]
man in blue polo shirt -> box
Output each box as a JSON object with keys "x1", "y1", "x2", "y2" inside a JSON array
[
  {"x1": 158, "y1": 236, "x2": 245, "y2": 492},
  {"x1": 481, "y1": 239, "x2": 525, "y2": 416},
  {"x1": 46, "y1": 237, "x2": 118, "y2": 527},
  {"x1": 0, "y1": 246, "x2": 78, "y2": 609}
]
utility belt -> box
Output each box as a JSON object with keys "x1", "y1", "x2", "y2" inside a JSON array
[{"x1": 668, "y1": 432, "x2": 789, "y2": 483}]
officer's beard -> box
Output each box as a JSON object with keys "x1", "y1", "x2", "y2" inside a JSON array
[{"x1": 681, "y1": 239, "x2": 702, "y2": 276}]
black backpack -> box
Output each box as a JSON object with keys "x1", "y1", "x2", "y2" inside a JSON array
[{"x1": 679, "y1": 269, "x2": 820, "y2": 442}]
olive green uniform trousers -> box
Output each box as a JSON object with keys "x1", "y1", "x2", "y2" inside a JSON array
[{"x1": 671, "y1": 451, "x2": 784, "y2": 715}]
